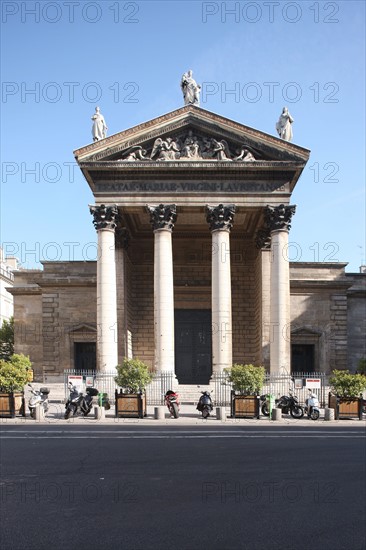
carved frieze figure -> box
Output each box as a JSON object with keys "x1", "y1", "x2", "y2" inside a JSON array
[
  {"x1": 276, "y1": 107, "x2": 294, "y2": 142},
  {"x1": 151, "y1": 137, "x2": 181, "y2": 161},
  {"x1": 181, "y1": 130, "x2": 201, "y2": 159},
  {"x1": 180, "y1": 70, "x2": 201, "y2": 106},
  {"x1": 234, "y1": 147, "x2": 256, "y2": 162},
  {"x1": 91, "y1": 106, "x2": 108, "y2": 141},
  {"x1": 211, "y1": 139, "x2": 232, "y2": 161},
  {"x1": 121, "y1": 146, "x2": 148, "y2": 161}
]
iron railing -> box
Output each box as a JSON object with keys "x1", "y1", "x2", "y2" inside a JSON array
[
  {"x1": 212, "y1": 372, "x2": 328, "y2": 407},
  {"x1": 64, "y1": 369, "x2": 175, "y2": 405}
]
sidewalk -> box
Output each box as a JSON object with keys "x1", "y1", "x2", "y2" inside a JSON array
[{"x1": 1, "y1": 402, "x2": 365, "y2": 426}]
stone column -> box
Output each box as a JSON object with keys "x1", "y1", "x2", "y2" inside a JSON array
[
  {"x1": 147, "y1": 204, "x2": 177, "y2": 374},
  {"x1": 90, "y1": 204, "x2": 118, "y2": 372},
  {"x1": 206, "y1": 204, "x2": 236, "y2": 374},
  {"x1": 264, "y1": 204, "x2": 296, "y2": 374}
]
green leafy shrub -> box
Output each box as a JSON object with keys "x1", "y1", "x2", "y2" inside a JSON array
[
  {"x1": 0, "y1": 354, "x2": 32, "y2": 392},
  {"x1": 330, "y1": 369, "x2": 366, "y2": 399},
  {"x1": 224, "y1": 363, "x2": 265, "y2": 395},
  {"x1": 114, "y1": 358, "x2": 152, "y2": 394},
  {"x1": 0, "y1": 317, "x2": 14, "y2": 361}
]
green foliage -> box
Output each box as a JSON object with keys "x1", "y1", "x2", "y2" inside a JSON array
[
  {"x1": 0, "y1": 317, "x2": 14, "y2": 361},
  {"x1": 224, "y1": 363, "x2": 265, "y2": 395},
  {"x1": 330, "y1": 369, "x2": 366, "y2": 399},
  {"x1": 0, "y1": 354, "x2": 32, "y2": 392},
  {"x1": 114, "y1": 358, "x2": 152, "y2": 394},
  {"x1": 356, "y1": 358, "x2": 366, "y2": 375}
]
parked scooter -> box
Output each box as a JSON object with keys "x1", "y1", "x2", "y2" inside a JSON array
[
  {"x1": 305, "y1": 390, "x2": 320, "y2": 420},
  {"x1": 28, "y1": 383, "x2": 50, "y2": 418},
  {"x1": 196, "y1": 390, "x2": 214, "y2": 418},
  {"x1": 64, "y1": 382, "x2": 98, "y2": 419},
  {"x1": 165, "y1": 390, "x2": 180, "y2": 418}
]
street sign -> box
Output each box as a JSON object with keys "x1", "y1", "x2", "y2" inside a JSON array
[
  {"x1": 68, "y1": 375, "x2": 83, "y2": 391},
  {"x1": 85, "y1": 376, "x2": 95, "y2": 387},
  {"x1": 305, "y1": 378, "x2": 321, "y2": 389},
  {"x1": 294, "y1": 378, "x2": 304, "y2": 389}
]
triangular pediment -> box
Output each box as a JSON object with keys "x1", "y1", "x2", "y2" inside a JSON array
[{"x1": 74, "y1": 105, "x2": 310, "y2": 164}]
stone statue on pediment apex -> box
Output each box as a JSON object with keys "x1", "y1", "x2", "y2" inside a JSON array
[
  {"x1": 180, "y1": 70, "x2": 201, "y2": 106},
  {"x1": 276, "y1": 107, "x2": 294, "y2": 142},
  {"x1": 91, "y1": 106, "x2": 108, "y2": 141}
]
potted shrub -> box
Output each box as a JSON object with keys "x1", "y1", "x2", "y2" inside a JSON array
[
  {"x1": 0, "y1": 354, "x2": 32, "y2": 417},
  {"x1": 224, "y1": 363, "x2": 265, "y2": 419},
  {"x1": 329, "y1": 369, "x2": 366, "y2": 420},
  {"x1": 114, "y1": 358, "x2": 152, "y2": 418}
]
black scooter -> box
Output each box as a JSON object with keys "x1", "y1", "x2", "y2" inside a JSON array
[
  {"x1": 64, "y1": 382, "x2": 98, "y2": 419},
  {"x1": 196, "y1": 390, "x2": 213, "y2": 418}
]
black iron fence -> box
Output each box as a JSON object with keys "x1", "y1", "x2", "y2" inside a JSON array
[
  {"x1": 212, "y1": 372, "x2": 328, "y2": 407},
  {"x1": 64, "y1": 370, "x2": 328, "y2": 408},
  {"x1": 64, "y1": 369, "x2": 175, "y2": 405}
]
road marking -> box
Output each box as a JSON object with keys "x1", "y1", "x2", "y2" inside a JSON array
[{"x1": 1, "y1": 434, "x2": 364, "y2": 439}]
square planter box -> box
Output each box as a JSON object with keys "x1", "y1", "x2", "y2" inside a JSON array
[
  {"x1": 115, "y1": 392, "x2": 147, "y2": 418},
  {"x1": 328, "y1": 394, "x2": 362, "y2": 420},
  {"x1": 0, "y1": 392, "x2": 26, "y2": 418},
  {"x1": 231, "y1": 392, "x2": 260, "y2": 419}
]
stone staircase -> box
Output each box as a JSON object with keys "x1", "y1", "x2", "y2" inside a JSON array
[{"x1": 176, "y1": 384, "x2": 212, "y2": 404}]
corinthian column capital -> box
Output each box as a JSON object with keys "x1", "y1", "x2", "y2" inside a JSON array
[
  {"x1": 206, "y1": 204, "x2": 236, "y2": 232},
  {"x1": 90, "y1": 204, "x2": 118, "y2": 231},
  {"x1": 147, "y1": 204, "x2": 177, "y2": 231},
  {"x1": 264, "y1": 204, "x2": 296, "y2": 233}
]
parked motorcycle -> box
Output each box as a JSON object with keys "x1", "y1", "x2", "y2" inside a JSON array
[
  {"x1": 165, "y1": 390, "x2": 180, "y2": 418},
  {"x1": 28, "y1": 383, "x2": 50, "y2": 418},
  {"x1": 64, "y1": 382, "x2": 98, "y2": 419},
  {"x1": 196, "y1": 390, "x2": 213, "y2": 418},
  {"x1": 261, "y1": 390, "x2": 304, "y2": 418},
  {"x1": 305, "y1": 390, "x2": 320, "y2": 420}
]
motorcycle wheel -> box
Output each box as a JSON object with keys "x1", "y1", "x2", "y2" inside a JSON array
[
  {"x1": 310, "y1": 409, "x2": 320, "y2": 420},
  {"x1": 202, "y1": 407, "x2": 210, "y2": 419},
  {"x1": 290, "y1": 405, "x2": 304, "y2": 419},
  {"x1": 29, "y1": 409, "x2": 35, "y2": 419},
  {"x1": 83, "y1": 405, "x2": 92, "y2": 417},
  {"x1": 64, "y1": 405, "x2": 74, "y2": 420},
  {"x1": 172, "y1": 403, "x2": 179, "y2": 418},
  {"x1": 261, "y1": 403, "x2": 270, "y2": 417}
]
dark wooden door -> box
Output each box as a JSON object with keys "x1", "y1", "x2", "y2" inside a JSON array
[
  {"x1": 174, "y1": 310, "x2": 212, "y2": 384},
  {"x1": 74, "y1": 342, "x2": 96, "y2": 371},
  {"x1": 291, "y1": 344, "x2": 315, "y2": 373}
]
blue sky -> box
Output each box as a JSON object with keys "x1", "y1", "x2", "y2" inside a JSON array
[{"x1": 1, "y1": 0, "x2": 365, "y2": 270}]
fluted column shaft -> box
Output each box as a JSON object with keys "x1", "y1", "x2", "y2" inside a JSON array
[
  {"x1": 265, "y1": 204, "x2": 296, "y2": 374},
  {"x1": 147, "y1": 204, "x2": 177, "y2": 373},
  {"x1": 90, "y1": 204, "x2": 118, "y2": 372},
  {"x1": 206, "y1": 204, "x2": 236, "y2": 374}
]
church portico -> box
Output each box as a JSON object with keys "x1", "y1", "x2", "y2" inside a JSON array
[{"x1": 74, "y1": 105, "x2": 311, "y2": 382}]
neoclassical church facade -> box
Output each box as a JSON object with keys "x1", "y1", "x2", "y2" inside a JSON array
[{"x1": 10, "y1": 106, "x2": 365, "y2": 383}]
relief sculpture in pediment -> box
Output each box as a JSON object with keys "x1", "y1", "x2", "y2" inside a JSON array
[{"x1": 117, "y1": 130, "x2": 259, "y2": 163}]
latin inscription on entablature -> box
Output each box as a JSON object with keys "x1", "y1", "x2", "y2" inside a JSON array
[{"x1": 95, "y1": 181, "x2": 289, "y2": 193}]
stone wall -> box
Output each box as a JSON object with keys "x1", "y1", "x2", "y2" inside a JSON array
[{"x1": 346, "y1": 273, "x2": 366, "y2": 372}]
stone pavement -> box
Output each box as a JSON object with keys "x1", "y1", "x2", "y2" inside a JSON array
[{"x1": 1, "y1": 401, "x2": 365, "y2": 426}]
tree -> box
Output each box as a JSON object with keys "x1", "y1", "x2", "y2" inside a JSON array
[{"x1": 0, "y1": 317, "x2": 14, "y2": 361}]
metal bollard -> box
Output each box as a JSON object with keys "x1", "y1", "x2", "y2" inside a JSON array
[
  {"x1": 94, "y1": 406, "x2": 105, "y2": 420},
  {"x1": 154, "y1": 406, "x2": 165, "y2": 420},
  {"x1": 34, "y1": 406, "x2": 45, "y2": 422},
  {"x1": 324, "y1": 407, "x2": 335, "y2": 421},
  {"x1": 271, "y1": 408, "x2": 283, "y2": 421},
  {"x1": 216, "y1": 407, "x2": 227, "y2": 422}
]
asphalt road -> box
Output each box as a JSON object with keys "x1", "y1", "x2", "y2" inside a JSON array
[{"x1": 1, "y1": 424, "x2": 365, "y2": 550}]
